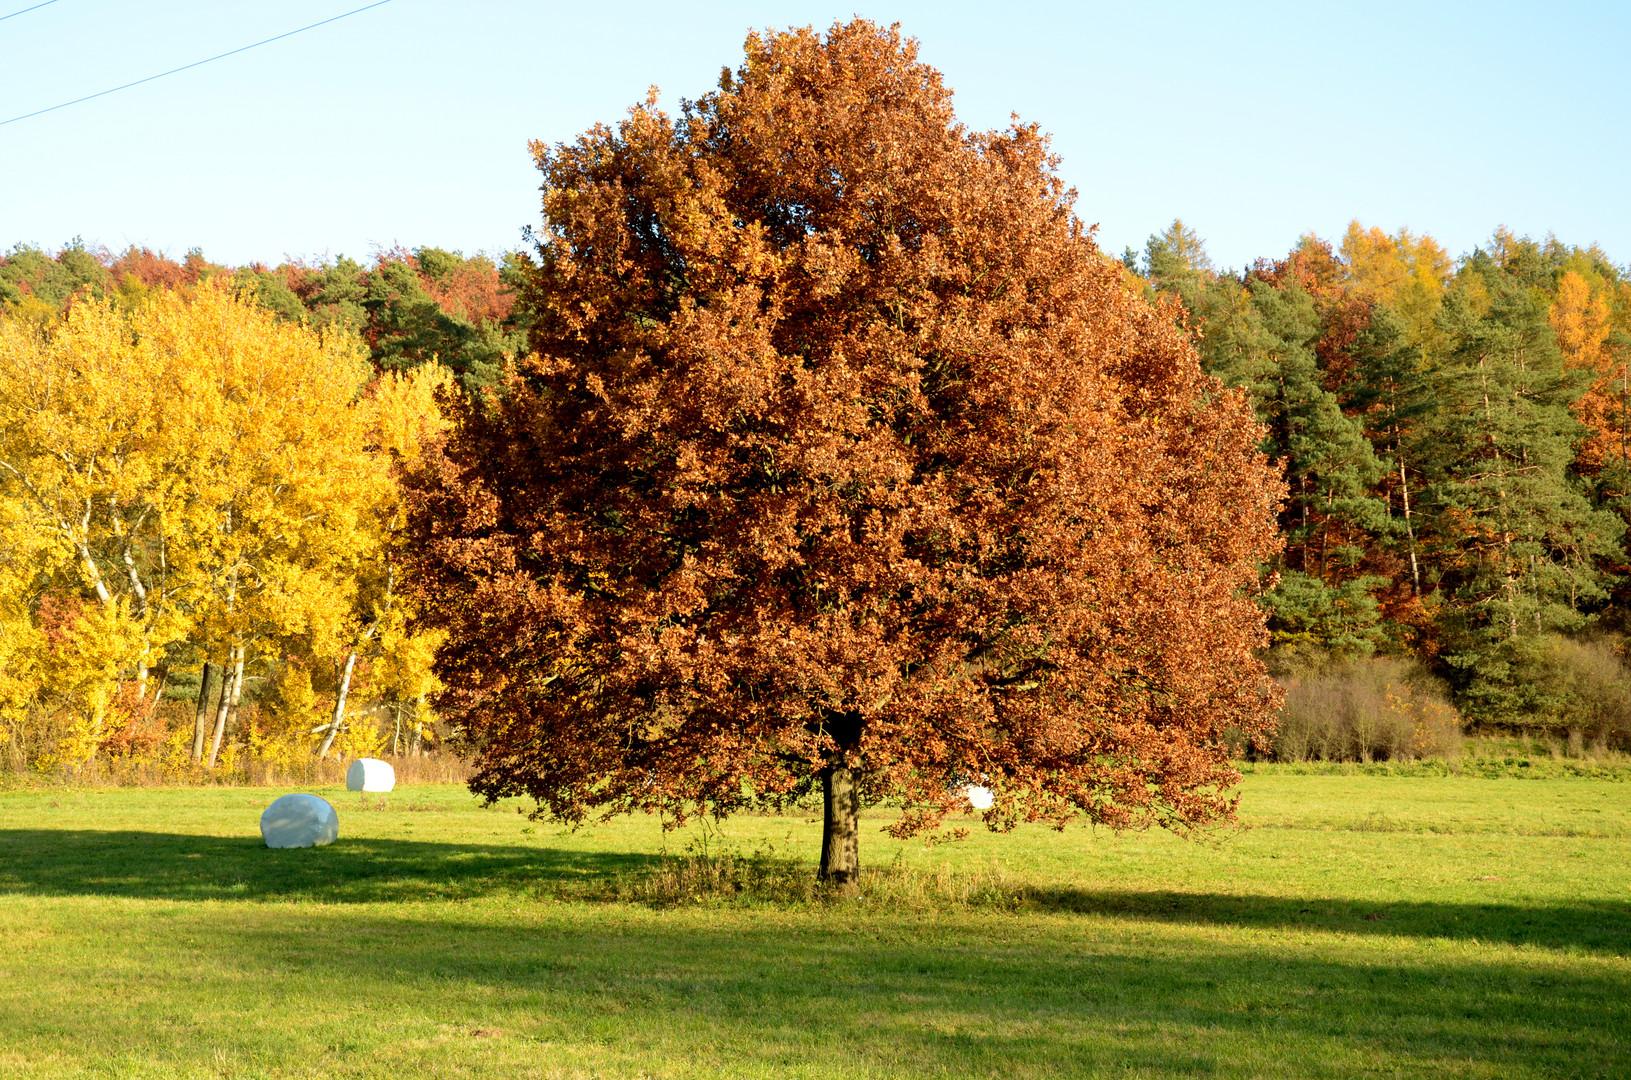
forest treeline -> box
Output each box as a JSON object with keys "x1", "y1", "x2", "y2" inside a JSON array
[
  {"x1": 0, "y1": 240, "x2": 531, "y2": 392},
  {"x1": 1, "y1": 221, "x2": 1628, "y2": 778},
  {"x1": 1128, "y1": 221, "x2": 1631, "y2": 749}
]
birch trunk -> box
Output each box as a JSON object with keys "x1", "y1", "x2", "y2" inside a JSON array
[
  {"x1": 191, "y1": 661, "x2": 215, "y2": 762},
  {"x1": 316, "y1": 649, "x2": 359, "y2": 760},
  {"x1": 146, "y1": 670, "x2": 167, "y2": 719},
  {"x1": 121, "y1": 531, "x2": 152, "y2": 701},
  {"x1": 206, "y1": 646, "x2": 244, "y2": 769},
  {"x1": 317, "y1": 611, "x2": 382, "y2": 759},
  {"x1": 76, "y1": 541, "x2": 111, "y2": 606},
  {"x1": 1397, "y1": 444, "x2": 1422, "y2": 596},
  {"x1": 222, "y1": 650, "x2": 246, "y2": 755}
]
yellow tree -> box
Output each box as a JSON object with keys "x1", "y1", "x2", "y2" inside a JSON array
[
  {"x1": 1340, "y1": 222, "x2": 1453, "y2": 356},
  {"x1": 313, "y1": 362, "x2": 452, "y2": 758},
  {"x1": 132, "y1": 286, "x2": 388, "y2": 766},
  {"x1": 1552, "y1": 269, "x2": 1614, "y2": 369},
  {"x1": 1550, "y1": 268, "x2": 1622, "y2": 469},
  {"x1": 372, "y1": 620, "x2": 444, "y2": 755},
  {"x1": 0, "y1": 481, "x2": 60, "y2": 765},
  {"x1": 0, "y1": 301, "x2": 178, "y2": 762},
  {"x1": 0, "y1": 285, "x2": 401, "y2": 770}
]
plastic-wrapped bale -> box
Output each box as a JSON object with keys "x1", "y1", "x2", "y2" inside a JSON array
[
  {"x1": 345, "y1": 757, "x2": 396, "y2": 793},
  {"x1": 965, "y1": 785, "x2": 994, "y2": 810},
  {"x1": 260, "y1": 793, "x2": 339, "y2": 849}
]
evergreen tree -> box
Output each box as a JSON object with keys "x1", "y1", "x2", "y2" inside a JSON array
[
  {"x1": 1147, "y1": 236, "x2": 1391, "y2": 656},
  {"x1": 360, "y1": 251, "x2": 517, "y2": 391},
  {"x1": 1420, "y1": 250, "x2": 1624, "y2": 718},
  {"x1": 1142, "y1": 219, "x2": 1216, "y2": 318},
  {"x1": 1345, "y1": 304, "x2": 1435, "y2": 601}
]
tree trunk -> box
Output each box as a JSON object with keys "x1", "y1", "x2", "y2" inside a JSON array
[
  {"x1": 1477, "y1": 356, "x2": 1519, "y2": 637},
  {"x1": 223, "y1": 649, "x2": 246, "y2": 751},
  {"x1": 119, "y1": 519, "x2": 152, "y2": 701},
  {"x1": 317, "y1": 648, "x2": 359, "y2": 759},
  {"x1": 146, "y1": 669, "x2": 168, "y2": 718},
  {"x1": 1397, "y1": 448, "x2": 1422, "y2": 596},
  {"x1": 191, "y1": 662, "x2": 216, "y2": 762},
  {"x1": 76, "y1": 539, "x2": 111, "y2": 606},
  {"x1": 206, "y1": 646, "x2": 243, "y2": 769},
  {"x1": 819, "y1": 764, "x2": 861, "y2": 893}
]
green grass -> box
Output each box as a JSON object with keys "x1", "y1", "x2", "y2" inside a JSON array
[
  {"x1": 1, "y1": 776, "x2": 1627, "y2": 1079},
  {"x1": 1240, "y1": 756, "x2": 1631, "y2": 782}
]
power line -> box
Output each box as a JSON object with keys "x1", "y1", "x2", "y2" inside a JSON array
[
  {"x1": 0, "y1": 1, "x2": 61, "y2": 23},
  {"x1": 0, "y1": 0, "x2": 394, "y2": 128}
]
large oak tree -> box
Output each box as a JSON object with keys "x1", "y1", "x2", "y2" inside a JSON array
[{"x1": 405, "y1": 21, "x2": 1282, "y2": 885}]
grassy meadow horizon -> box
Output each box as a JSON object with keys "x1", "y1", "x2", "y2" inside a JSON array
[{"x1": 2, "y1": 772, "x2": 1627, "y2": 1078}]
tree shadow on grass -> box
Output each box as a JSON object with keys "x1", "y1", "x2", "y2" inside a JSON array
[
  {"x1": 0, "y1": 828, "x2": 653, "y2": 903},
  {"x1": 1025, "y1": 886, "x2": 1631, "y2": 958},
  {"x1": 5, "y1": 832, "x2": 1631, "y2": 1076},
  {"x1": 2, "y1": 827, "x2": 1629, "y2": 958}
]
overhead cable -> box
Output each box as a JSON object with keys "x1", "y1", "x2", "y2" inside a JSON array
[
  {"x1": 0, "y1": 1, "x2": 62, "y2": 23},
  {"x1": 0, "y1": 0, "x2": 394, "y2": 128}
]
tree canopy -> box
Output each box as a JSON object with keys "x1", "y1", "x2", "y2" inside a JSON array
[{"x1": 404, "y1": 20, "x2": 1283, "y2": 882}]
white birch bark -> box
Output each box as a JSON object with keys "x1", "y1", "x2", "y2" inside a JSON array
[{"x1": 207, "y1": 645, "x2": 244, "y2": 769}]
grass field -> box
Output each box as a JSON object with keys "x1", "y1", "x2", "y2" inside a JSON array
[{"x1": 1, "y1": 775, "x2": 1627, "y2": 1079}]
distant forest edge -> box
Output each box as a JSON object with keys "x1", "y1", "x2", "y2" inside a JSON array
[
  {"x1": 2, "y1": 218, "x2": 1629, "y2": 776},
  {"x1": 0, "y1": 240, "x2": 532, "y2": 393},
  {"x1": 1124, "y1": 220, "x2": 1631, "y2": 750}
]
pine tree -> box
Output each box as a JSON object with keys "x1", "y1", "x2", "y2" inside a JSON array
[
  {"x1": 1420, "y1": 250, "x2": 1624, "y2": 718},
  {"x1": 1147, "y1": 238, "x2": 1390, "y2": 656}
]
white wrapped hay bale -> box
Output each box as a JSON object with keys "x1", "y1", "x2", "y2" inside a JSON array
[
  {"x1": 260, "y1": 793, "x2": 339, "y2": 849},
  {"x1": 345, "y1": 757, "x2": 396, "y2": 793},
  {"x1": 965, "y1": 784, "x2": 994, "y2": 810}
]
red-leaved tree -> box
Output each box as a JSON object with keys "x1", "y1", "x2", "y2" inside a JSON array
[{"x1": 405, "y1": 20, "x2": 1282, "y2": 886}]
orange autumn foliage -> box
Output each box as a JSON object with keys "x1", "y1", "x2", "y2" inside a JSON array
[
  {"x1": 405, "y1": 21, "x2": 1283, "y2": 875},
  {"x1": 1552, "y1": 270, "x2": 1614, "y2": 371},
  {"x1": 1552, "y1": 269, "x2": 1625, "y2": 471},
  {"x1": 107, "y1": 247, "x2": 206, "y2": 292},
  {"x1": 370, "y1": 245, "x2": 516, "y2": 329},
  {"x1": 1339, "y1": 222, "x2": 1452, "y2": 356},
  {"x1": 419, "y1": 258, "x2": 513, "y2": 328}
]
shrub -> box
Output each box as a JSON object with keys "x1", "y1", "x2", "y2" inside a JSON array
[
  {"x1": 1518, "y1": 636, "x2": 1631, "y2": 751},
  {"x1": 1273, "y1": 656, "x2": 1462, "y2": 763}
]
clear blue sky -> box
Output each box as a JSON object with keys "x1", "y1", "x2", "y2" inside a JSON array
[{"x1": 2, "y1": 0, "x2": 1625, "y2": 272}]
